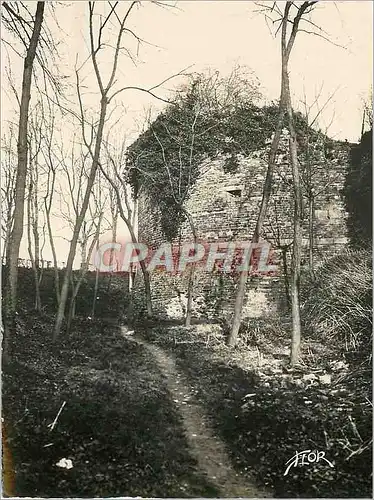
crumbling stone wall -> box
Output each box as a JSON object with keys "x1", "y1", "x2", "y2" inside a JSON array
[{"x1": 133, "y1": 129, "x2": 350, "y2": 320}]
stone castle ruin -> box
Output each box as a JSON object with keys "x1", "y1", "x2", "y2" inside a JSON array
[{"x1": 129, "y1": 107, "x2": 351, "y2": 322}]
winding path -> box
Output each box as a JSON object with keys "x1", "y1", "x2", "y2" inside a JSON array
[{"x1": 121, "y1": 326, "x2": 271, "y2": 498}]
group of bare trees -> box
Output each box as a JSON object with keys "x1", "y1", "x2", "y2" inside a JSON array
[
  {"x1": 226, "y1": 1, "x2": 317, "y2": 365},
  {"x1": 99, "y1": 138, "x2": 153, "y2": 318},
  {"x1": 2, "y1": 1, "x2": 46, "y2": 358},
  {"x1": 1, "y1": 1, "x2": 361, "y2": 366},
  {"x1": 133, "y1": 1, "x2": 339, "y2": 365},
  {"x1": 1, "y1": 1, "x2": 172, "y2": 357}
]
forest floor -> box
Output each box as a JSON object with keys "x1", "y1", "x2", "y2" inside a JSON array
[
  {"x1": 2, "y1": 313, "x2": 372, "y2": 498},
  {"x1": 121, "y1": 325, "x2": 269, "y2": 498}
]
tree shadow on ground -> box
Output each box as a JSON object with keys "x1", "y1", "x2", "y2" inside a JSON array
[
  {"x1": 2, "y1": 314, "x2": 219, "y2": 498},
  {"x1": 171, "y1": 343, "x2": 372, "y2": 498}
]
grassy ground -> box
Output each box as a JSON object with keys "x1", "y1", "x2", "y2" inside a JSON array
[
  {"x1": 2, "y1": 313, "x2": 219, "y2": 498},
  {"x1": 141, "y1": 323, "x2": 372, "y2": 498}
]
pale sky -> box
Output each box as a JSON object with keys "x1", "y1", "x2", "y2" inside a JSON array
[
  {"x1": 1, "y1": 1, "x2": 373, "y2": 265},
  {"x1": 52, "y1": 0, "x2": 373, "y2": 141}
]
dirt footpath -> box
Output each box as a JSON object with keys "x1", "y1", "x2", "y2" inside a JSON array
[{"x1": 121, "y1": 326, "x2": 271, "y2": 498}]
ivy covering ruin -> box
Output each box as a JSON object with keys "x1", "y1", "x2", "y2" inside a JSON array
[{"x1": 126, "y1": 72, "x2": 337, "y2": 240}]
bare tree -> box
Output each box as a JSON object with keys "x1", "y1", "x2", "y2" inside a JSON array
[
  {"x1": 1, "y1": 127, "x2": 17, "y2": 261},
  {"x1": 229, "y1": 1, "x2": 318, "y2": 354},
  {"x1": 66, "y1": 183, "x2": 108, "y2": 333},
  {"x1": 286, "y1": 78, "x2": 303, "y2": 365},
  {"x1": 89, "y1": 173, "x2": 107, "y2": 319},
  {"x1": 53, "y1": 1, "x2": 174, "y2": 339},
  {"x1": 26, "y1": 107, "x2": 44, "y2": 313},
  {"x1": 101, "y1": 181, "x2": 120, "y2": 297},
  {"x1": 109, "y1": 185, "x2": 120, "y2": 272},
  {"x1": 263, "y1": 195, "x2": 293, "y2": 310},
  {"x1": 40, "y1": 103, "x2": 62, "y2": 305},
  {"x1": 55, "y1": 137, "x2": 109, "y2": 331},
  {"x1": 27, "y1": 169, "x2": 42, "y2": 312},
  {"x1": 99, "y1": 138, "x2": 153, "y2": 317},
  {"x1": 2, "y1": 1, "x2": 45, "y2": 355},
  {"x1": 300, "y1": 88, "x2": 339, "y2": 274},
  {"x1": 90, "y1": 233, "x2": 101, "y2": 319}
]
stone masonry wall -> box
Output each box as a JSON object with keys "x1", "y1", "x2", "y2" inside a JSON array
[{"x1": 132, "y1": 129, "x2": 350, "y2": 321}]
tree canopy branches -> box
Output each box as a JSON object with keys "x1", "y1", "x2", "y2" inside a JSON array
[{"x1": 2, "y1": 1, "x2": 63, "y2": 98}]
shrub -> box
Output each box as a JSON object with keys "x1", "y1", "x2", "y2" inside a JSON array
[
  {"x1": 302, "y1": 249, "x2": 372, "y2": 357},
  {"x1": 237, "y1": 315, "x2": 289, "y2": 350},
  {"x1": 344, "y1": 129, "x2": 372, "y2": 248}
]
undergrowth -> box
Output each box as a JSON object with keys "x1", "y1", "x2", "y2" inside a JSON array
[
  {"x1": 151, "y1": 323, "x2": 372, "y2": 498},
  {"x1": 302, "y1": 248, "x2": 372, "y2": 363}
]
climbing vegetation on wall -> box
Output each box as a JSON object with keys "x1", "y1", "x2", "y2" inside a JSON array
[
  {"x1": 344, "y1": 129, "x2": 372, "y2": 248},
  {"x1": 126, "y1": 68, "x2": 334, "y2": 240}
]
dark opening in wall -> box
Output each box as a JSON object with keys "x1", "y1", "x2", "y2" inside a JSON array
[{"x1": 226, "y1": 188, "x2": 242, "y2": 198}]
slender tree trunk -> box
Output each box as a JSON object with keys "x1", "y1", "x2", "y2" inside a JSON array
[
  {"x1": 67, "y1": 273, "x2": 78, "y2": 334},
  {"x1": 67, "y1": 280, "x2": 80, "y2": 334},
  {"x1": 304, "y1": 130, "x2": 315, "y2": 276},
  {"x1": 31, "y1": 159, "x2": 42, "y2": 311},
  {"x1": 106, "y1": 205, "x2": 118, "y2": 293},
  {"x1": 38, "y1": 262, "x2": 44, "y2": 289},
  {"x1": 185, "y1": 265, "x2": 195, "y2": 327},
  {"x1": 184, "y1": 211, "x2": 197, "y2": 327},
  {"x1": 44, "y1": 167, "x2": 60, "y2": 304},
  {"x1": 128, "y1": 266, "x2": 134, "y2": 292},
  {"x1": 228, "y1": 1, "x2": 309, "y2": 347},
  {"x1": 2, "y1": 213, "x2": 13, "y2": 261},
  {"x1": 308, "y1": 195, "x2": 315, "y2": 274},
  {"x1": 137, "y1": 250, "x2": 152, "y2": 316},
  {"x1": 109, "y1": 209, "x2": 118, "y2": 269},
  {"x1": 228, "y1": 77, "x2": 287, "y2": 346},
  {"x1": 43, "y1": 117, "x2": 60, "y2": 304},
  {"x1": 4, "y1": 1, "x2": 45, "y2": 357},
  {"x1": 27, "y1": 178, "x2": 42, "y2": 313},
  {"x1": 2, "y1": 138, "x2": 16, "y2": 262},
  {"x1": 53, "y1": 97, "x2": 108, "y2": 340},
  {"x1": 45, "y1": 202, "x2": 60, "y2": 304},
  {"x1": 99, "y1": 168, "x2": 153, "y2": 317},
  {"x1": 32, "y1": 166, "x2": 40, "y2": 270},
  {"x1": 281, "y1": 246, "x2": 291, "y2": 310},
  {"x1": 128, "y1": 197, "x2": 137, "y2": 293},
  {"x1": 67, "y1": 216, "x2": 102, "y2": 333},
  {"x1": 286, "y1": 83, "x2": 303, "y2": 366},
  {"x1": 91, "y1": 267, "x2": 100, "y2": 318},
  {"x1": 91, "y1": 219, "x2": 102, "y2": 318},
  {"x1": 80, "y1": 239, "x2": 87, "y2": 269}
]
